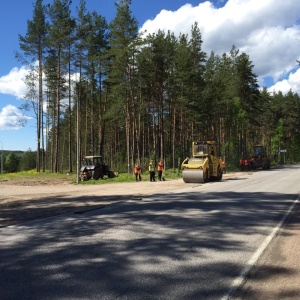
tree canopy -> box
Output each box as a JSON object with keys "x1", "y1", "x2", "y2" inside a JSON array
[{"x1": 18, "y1": 0, "x2": 300, "y2": 173}]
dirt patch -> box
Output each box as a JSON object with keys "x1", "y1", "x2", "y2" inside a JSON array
[{"x1": 0, "y1": 178, "x2": 72, "y2": 186}]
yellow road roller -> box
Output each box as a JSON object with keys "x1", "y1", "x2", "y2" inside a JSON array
[{"x1": 181, "y1": 141, "x2": 223, "y2": 183}]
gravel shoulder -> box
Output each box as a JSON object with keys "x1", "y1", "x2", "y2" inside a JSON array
[
  {"x1": 232, "y1": 200, "x2": 300, "y2": 300},
  {"x1": 0, "y1": 176, "x2": 191, "y2": 227}
]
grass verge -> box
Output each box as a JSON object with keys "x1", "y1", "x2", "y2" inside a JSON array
[{"x1": 0, "y1": 169, "x2": 182, "y2": 185}]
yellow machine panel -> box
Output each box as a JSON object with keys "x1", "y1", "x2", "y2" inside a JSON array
[{"x1": 181, "y1": 141, "x2": 223, "y2": 183}]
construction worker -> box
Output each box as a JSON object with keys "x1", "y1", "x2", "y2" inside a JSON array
[
  {"x1": 249, "y1": 157, "x2": 254, "y2": 171},
  {"x1": 157, "y1": 160, "x2": 164, "y2": 181},
  {"x1": 134, "y1": 163, "x2": 142, "y2": 181},
  {"x1": 244, "y1": 159, "x2": 249, "y2": 171},
  {"x1": 220, "y1": 157, "x2": 226, "y2": 174},
  {"x1": 148, "y1": 160, "x2": 155, "y2": 182},
  {"x1": 239, "y1": 158, "x2": 244, "y2": 171}
]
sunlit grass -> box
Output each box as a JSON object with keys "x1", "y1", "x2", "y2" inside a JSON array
[
  {"x1": 79, "y1": 169, "x2": 182, "y2": 184},
  {"x1": 0, "y1": 170, "x2": 76, "y2": 184},
  {"x1": 0, "y1": 168, "x2": 183, "y2": 185}
]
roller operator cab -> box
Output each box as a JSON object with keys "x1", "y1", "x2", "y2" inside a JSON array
[{"x1": 181, "y1": 141, "x2": 223, "y2": 183}]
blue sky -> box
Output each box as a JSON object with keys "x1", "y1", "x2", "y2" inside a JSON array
[{"x1": 0, "y1": 0, "x2": 300, "y2": 151}]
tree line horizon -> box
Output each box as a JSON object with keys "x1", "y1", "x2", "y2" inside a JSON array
[{"x1": 17, "y1": 0, "x2": 300, "y2": 174}]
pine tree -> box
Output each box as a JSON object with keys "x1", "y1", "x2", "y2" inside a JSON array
[
  {"x1": 18, "y1": 0, "x2": 47, "y2": 172},
  {"x1": 45, "y1": 0, "x2": 75, "y2": 172},
  {"x1": 20, "y1": 150, "x2": 36, "y2": 171},
  {"x1": 108, "y1": 0, "x2": 140, "y2": 172},
  {"x1": 5, "y1": 153, "x2": 20, "y2": 173}
]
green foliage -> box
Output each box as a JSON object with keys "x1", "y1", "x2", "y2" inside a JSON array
[
  {"x1": 4, "y1": 153, "x2": 21, "y2": 173},
  {"x1": 17, "y1": 0, "x2": 300, "y2": 176},
  {"x1": 19, "y1": 150, "x2": 36, "y2": 171},
  {"x1": 0, "y1": 168, "x2": 182, "y2": 186},
  {"x1": 271, "y1": 119, "x2": 284, "y2": 154},
  {"x1": 0, "y1": 169, "x2": 76, "y2": 184},
  {"x1": 78, "y1": 168, "x2": 182, "y2": 185}
]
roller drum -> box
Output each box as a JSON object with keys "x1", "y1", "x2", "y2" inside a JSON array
[{"x1": 182, "y1": 169, "x2": 205, "y2": 183}]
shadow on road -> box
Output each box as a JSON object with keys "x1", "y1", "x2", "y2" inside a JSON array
[{"x1": 1, "y1": 165, "x2": 300, "y2": 299}]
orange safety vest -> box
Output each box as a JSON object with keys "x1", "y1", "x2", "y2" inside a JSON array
[
  {"x1": 134, "y1": 165, "x2": 141, "y2": 174},
  {"x1": 157, "y1": 162, "x2": 164, "y2": 171}
]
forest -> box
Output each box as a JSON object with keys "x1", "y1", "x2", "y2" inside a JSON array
[{"x1": 17, "y1": 0, "x2": 300, "y2": 174}]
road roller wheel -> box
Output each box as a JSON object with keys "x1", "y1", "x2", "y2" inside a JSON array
[{"x1": 182, "y1": 169, "x2": 205, "y2": 183}]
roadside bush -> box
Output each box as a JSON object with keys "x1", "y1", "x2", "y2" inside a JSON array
[
  {"x1": 19, "y1": 150, "x2": 36, "y2": 171},
  {"x1": 5, "y1": 152, "x2": 20, "y2": 173}
]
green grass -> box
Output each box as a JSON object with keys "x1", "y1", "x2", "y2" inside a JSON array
[
  {"x1": 0, "y1": 168, "x2": 182, "y2": 185},
  {"x1": 79, "y1": 168, "x2": 182, "y2": 184},
  {"x1": 0, "y1": 170, "x2": 75, "y2": 184}
]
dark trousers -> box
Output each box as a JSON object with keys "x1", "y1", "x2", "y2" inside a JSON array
[
  {"x1": 158, "y1": 171, "x2": 163, "y2": 180},
  {"x1": 150, "y1": 171, "x2": 155, "y2": 181},
  {"x1": 135, "y1": 173, "x2": 141, "y2": 181}
]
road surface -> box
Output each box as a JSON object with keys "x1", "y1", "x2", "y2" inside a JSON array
[{"x1": 0, "y1": 166, "x2": 299, "y2": 299}]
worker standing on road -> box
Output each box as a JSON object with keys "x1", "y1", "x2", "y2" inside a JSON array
[
  {"x1": 134, "y1": 163, "x2": 142, "y2": 181},
  {"x1": 157, "y1": 160, "x2": 164, "y2": 181},
  {"x1": 239, "y1": 158, "x2": 244, "y2": 171},
  {"x1": 221, "y1": 157, "x2": 226, "y2": 174},
  {"x1": 149, "y1": 160, "x2": 155, "y2": 182},
  {"x1": 244, "y1": 159, "x2": 249, "y2": 171},
  {"x1": 249, "y1": 157, "x2": 253, "y2": 171}
]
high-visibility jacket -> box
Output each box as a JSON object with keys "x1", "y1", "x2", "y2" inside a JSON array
[
  {"x1": 149, "y1": 163, "x2": 154, "y2": 172},
  {"x1": 134, "y1": 164, "x2": 141, "y2": 174},
  {"x1": 157, "y1": 162, "x2": 164, "y2": 171}
]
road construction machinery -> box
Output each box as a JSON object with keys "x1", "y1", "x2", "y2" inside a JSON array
[
  {"x1": 80, "y1": 156, "x2": 115, "y2": 181},
  {"x1": 181, "y1": 141, "x2": 223, "y2": 183},
  {"x1": 250, "y1": 145, "x2": 271, "y2": 170}
]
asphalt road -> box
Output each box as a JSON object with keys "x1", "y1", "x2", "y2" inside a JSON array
[{"x1": 0, "y1": 166, "x2": 299, "y2": 299}]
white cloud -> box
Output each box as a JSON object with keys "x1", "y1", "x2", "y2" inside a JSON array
[
  {"x1": 140, "y1": 0, "x2": 300, "y2": 94},
  {"x1": 268, "y1": 68, "x2": 300, "y2": 94},
  {"x1": 0, "y1": 64, "x2": 81, "y2": 112},
  {"x1": 0, "y1": 104, "x2": 32, "y2": 130},
  {"x1": 1, "y1": 0, "x2": 299, "y2": 101},
  {"x1": 0, "y1": 66, "x2": 28, "y2": 99}
]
